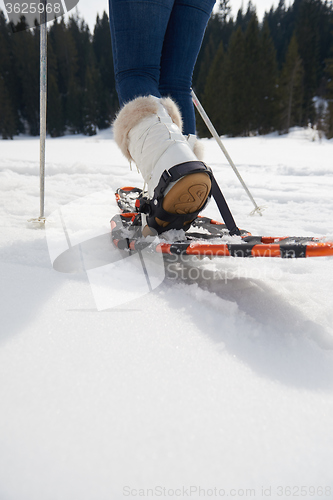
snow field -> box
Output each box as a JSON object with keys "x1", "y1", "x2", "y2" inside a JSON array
[{"x1": 0, "y1": 128, "x2": 333, "y2": 499}]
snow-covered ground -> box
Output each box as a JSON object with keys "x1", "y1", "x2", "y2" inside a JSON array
[{"x1": 0, "y1": 128, "x2": 333, "y2": 500}]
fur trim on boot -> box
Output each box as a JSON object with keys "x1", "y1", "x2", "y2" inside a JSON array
[
  {"x1": 113, "y1": 95, "x2": 183, "y2": 162},
  {"x1": 160, "y1": 97, "x2": 183, "y2": 132}
]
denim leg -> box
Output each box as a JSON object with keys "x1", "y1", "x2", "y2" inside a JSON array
[
  {"x1": 159, "y1": 0, "x2": 215, "y2": 134},
  {"x1": 109, "y1": 0, "x2": 174, "y2": 106},
  {"x1": 109, "y1": 0, "x2": 215, "y2": 133}
]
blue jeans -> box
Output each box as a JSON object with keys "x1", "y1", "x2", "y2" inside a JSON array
[{"x1": 109, "y1": 0, "x2": 215, "y2": 134}]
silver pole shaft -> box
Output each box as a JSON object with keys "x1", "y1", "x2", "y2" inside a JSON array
[
  {"x1": 191, "y1": 89, "x2": 263, "y2": 216},
  {"x1": 39, "y1": 1, "x2": 47, "y2": 220}
]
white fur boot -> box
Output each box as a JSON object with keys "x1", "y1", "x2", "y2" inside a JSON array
[{"x1": 113, "y1": 95, "x2": 211, "y2": 233}]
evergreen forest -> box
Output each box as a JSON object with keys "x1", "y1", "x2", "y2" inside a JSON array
[{"x1": 1, "y1": 0, "x2": 333, "y2": 140}]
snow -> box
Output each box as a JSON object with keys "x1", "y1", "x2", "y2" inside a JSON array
[{"x1": 1, "y1": 127, "x2": 333, "y2": 499}]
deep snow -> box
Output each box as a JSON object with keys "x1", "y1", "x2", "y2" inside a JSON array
[{"x1": 0, "y1": 128, "x2": 333, "y2": 500}]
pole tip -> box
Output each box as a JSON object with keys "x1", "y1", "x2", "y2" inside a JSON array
[{"x1": 27, "y1": 217, "x2": 46, "y2": 228}]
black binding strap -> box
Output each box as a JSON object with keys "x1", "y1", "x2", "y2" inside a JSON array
[
  {"x1": 210, "y1": 176, "x2": 240, "y2": 236},
  {"x1": 154, "y1": 161, "x2": 211, "y2": 196},
  {"x1": 137, "y1": 161, "x2": 241, "y2": 236}
]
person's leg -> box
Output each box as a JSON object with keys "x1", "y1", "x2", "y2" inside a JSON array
[
  {"x1": 159, "y1": 0, "x2": 215, "y2": 134},
  {"x1": 109, "y1": 0, "x2": 174, "y2": 106},
  {"x1": 110, "y1": 0, "x2": 213, "y2": 234}
]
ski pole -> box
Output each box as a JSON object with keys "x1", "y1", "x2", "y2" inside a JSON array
[
  {"x1": 29, "y1": 0, "x2": 47, "y2": 225},
  {"x1": 191, "y1": 89, "x2": 263, "y2": 216},
  {"x1": 39, "y1": 0, "x2": 47, "y2": 221}
]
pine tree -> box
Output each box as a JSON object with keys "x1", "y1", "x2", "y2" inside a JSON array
[
  {"x1": 66, "y1": 73, "x2": 83, "y2": 133},
  {"x1": 0, "y1": 11, "x2": 18, "y2": 138},
  {"x1": 218, "y1": 0, "x2": 231, "y2": 22},
  {"x1": 67, "y1": 14, "x2": 91, "y2": 89},
  {"x1": 318, "y1": 0, "x2": 333, "y2": 74},
  {"x1": 49, "y1": 18, "x2": 76, "y2": 99},
  {"x1": 12, "y1": 22, "x2": 39, "y2": 135},
  {"x1": 49, "y1": 16, "x2": 83, "y2": 133},
  {"x1": 199, "y1": 42, "x2": 226, "y2": 137},
  {"x1": 82, "y1": 64, "x2": 98, "y2": 136},
  {"x1": 68, "y1": 14, "x2": 101, "y2": 135},
  {"x1": 326, "y1": 57, "x2": 333, "y2": 138},
  {"x1": 257, "y1": 20, "x2": 279, "y2": 134},
  {"x1": 93, "y1": 12, "x2": 117, "y2": 128},
  {"x1": 264, "y1": 0, "x2": 294, "y2": 69},
  {"x1": 278, "y1": 33, "x2": 304, "y2": 132},
  {"x1": 243, "y1": 14, "x2": 261, "y2": 134},
  {"x1": 195, "y1": 32, "x2": 219, "y2": 98},
  {"x1": 296, "y1": 0, "x2": 321, "y2": 125},
  {"x1": 235, "y1": 1, "x2": 257, "y2": 32},
  {"x1": 0, "y1": 76, "x2": 16, "y2": 139},
  {"x1": 223, "y1": 26, "x2": 248, "y2": 136},
  {"x1": 47, "y1": 42, "x2": 64, "y2": 137},
  {"x1": 193, "y1": 14, "x2": 223, "y2": 96}
]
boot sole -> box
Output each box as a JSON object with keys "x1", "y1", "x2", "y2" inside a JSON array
[{"x1": 155, "y1": 172, "x2": 211, "y2": 229}]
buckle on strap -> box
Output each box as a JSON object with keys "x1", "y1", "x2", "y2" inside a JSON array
[{"x1": 161, "y1": 169, "x2": 172, "y2": 185}]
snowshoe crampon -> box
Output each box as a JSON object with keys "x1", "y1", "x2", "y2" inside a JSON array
[{"x1": 111, "y1": 187, "x2": 333, "y2": 259}]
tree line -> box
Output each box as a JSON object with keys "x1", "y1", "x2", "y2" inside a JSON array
[
  {"x1": 196, "y1": 0, "x2": 333, "y2": 138},
  {"x1": 0, "y1": 0, "x2": 333, "y2": 140},
  {"x1": 0, "y1": 10, "x2": 117, "y2": 139}
]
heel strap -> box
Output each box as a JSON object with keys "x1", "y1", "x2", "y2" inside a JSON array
[{"x1": 137, "y1": 161, "x2": 240, "y2": 236}]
